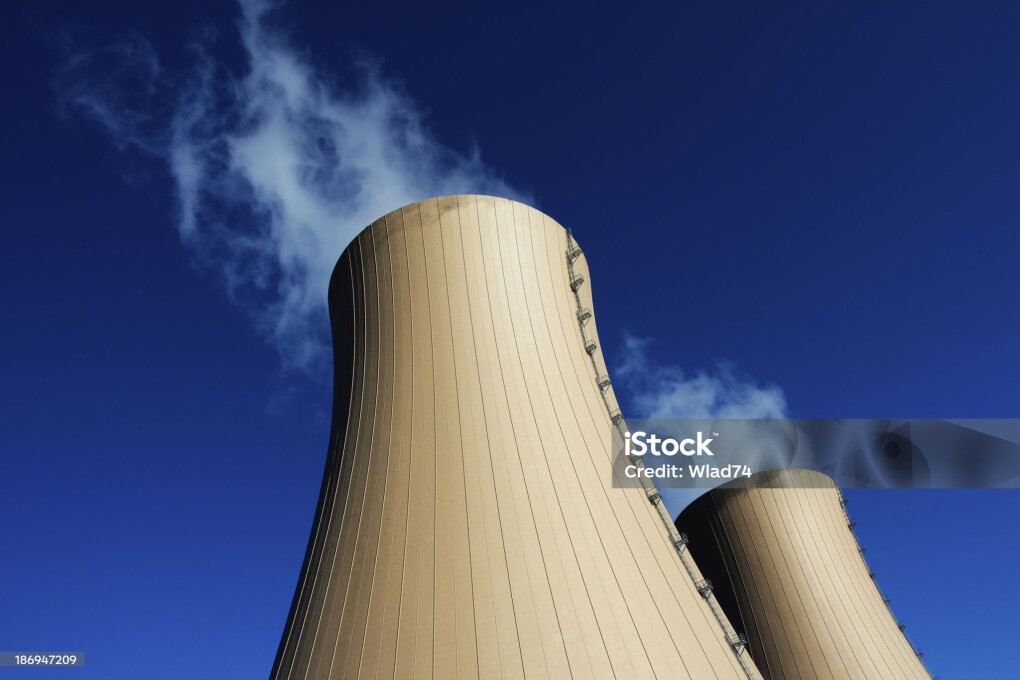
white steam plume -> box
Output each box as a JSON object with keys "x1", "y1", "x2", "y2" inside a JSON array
[
  {"x1": 615, "y1": 334, "x2": 787, "y2": 419},
  {"x1": 57, "y1": 0, "x2": 523, "y2": 371}
]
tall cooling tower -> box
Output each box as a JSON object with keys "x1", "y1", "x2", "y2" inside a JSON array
[
  {"x1": 677, "y1": 469, "x2": 931, "y2": 680},
  {"x1": 270, "y1": 195, "x2": 760, "y2": 679}
]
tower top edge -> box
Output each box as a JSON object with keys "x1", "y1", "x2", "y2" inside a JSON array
[
  {"x1": 329, "y1": 193, "x2": 587, "y2": 285},
  {"x1": 371, "y1": 194, "x2": 544, "y2": 219},
  {"x1": 357, "y1": 194, "x2": 576, "y2": 246}
]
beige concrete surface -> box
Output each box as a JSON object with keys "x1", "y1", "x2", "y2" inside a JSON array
[
  {"x1": 270, "y1": 196, "x2": 756, "y2": 679},
  {"x1": 679, "y1": 469, "x2": 930, "y2": 680}
]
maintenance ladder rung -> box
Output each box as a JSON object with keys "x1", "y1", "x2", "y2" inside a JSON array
[{"x1": 730, "y1": 633, "x2": 748, "y2": 651}]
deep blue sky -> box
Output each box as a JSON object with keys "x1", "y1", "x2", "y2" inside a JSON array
[{"x1": 3, "y1": 1, "x2": 1019, "y2": 678}]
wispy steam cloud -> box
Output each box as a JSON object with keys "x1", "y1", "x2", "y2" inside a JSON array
[
  {"x1": 615, "y1": 334, "x2": 787, "y2": 419},
  {"x1": 57, "y1": 0, "x2": 522, "y2": 371}
]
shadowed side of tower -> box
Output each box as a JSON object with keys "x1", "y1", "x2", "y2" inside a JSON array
[
  {"x1": 269, "y1": 195, "x2": 756, "y2": 679},
  {"x1": 678, "y1": 469, "x2": 931, "y2": 680}
]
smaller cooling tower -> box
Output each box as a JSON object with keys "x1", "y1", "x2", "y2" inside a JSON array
[{"x1": 677, "y1": 468, "x2": 931, "y2": 680}]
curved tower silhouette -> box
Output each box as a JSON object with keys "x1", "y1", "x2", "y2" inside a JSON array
[
  {"x1": 677, "y1": 469, "x2": 931, "y2": 680},
  {"x1": 270, "y1": 195, "x2": 758, "y2": 679}
]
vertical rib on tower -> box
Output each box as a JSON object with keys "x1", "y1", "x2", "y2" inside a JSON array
[{"x1": 270, "y1": 195, "x2": 756, "y2": 679}]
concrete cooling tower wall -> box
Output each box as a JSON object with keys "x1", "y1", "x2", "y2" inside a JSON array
[
  {"x1": 677, "y1": 469, "x2": 931, "y2": 680},
  {"x1": 270, "y1": 195, "x2": 759, "y2": 679}
]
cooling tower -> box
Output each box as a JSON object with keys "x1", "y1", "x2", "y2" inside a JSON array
[
  {"x1": 677, "y1": 469, "x2": 931, "y2": 680},
  {"x1": 270, "y1": 195, "x2": 759, "y2": 679}
]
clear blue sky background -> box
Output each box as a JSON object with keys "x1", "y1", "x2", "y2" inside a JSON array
[{"x1": 2, "y1": 1, "x2": 1019, "y2": 678}]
